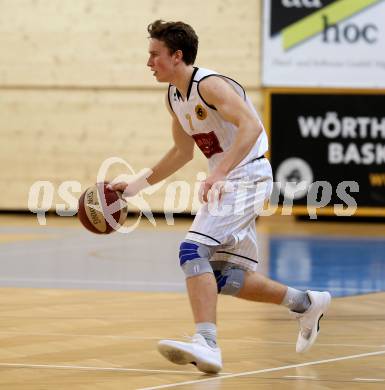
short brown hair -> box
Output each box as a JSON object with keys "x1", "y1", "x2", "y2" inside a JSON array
[{"x1": 147, "y1": 20, "x2": 198, "y2": 65}]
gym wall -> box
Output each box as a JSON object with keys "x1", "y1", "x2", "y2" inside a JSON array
[{"x1": 0, "y1": 0, "x2": 263, "y2": 213}]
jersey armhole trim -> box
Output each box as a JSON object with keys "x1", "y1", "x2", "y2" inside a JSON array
[
  {"x1": 197, "y1": 74, "x2": 247, "y2": 111},
  {"x1": 167, "y1": 84, "x2": 175, "y2": 113},
  {"x1": 197, "y1": 76, "x2": 218, "y2": 111},
  {"x1": 221, "y1": 75, "x2": 246, "y2": 101}
]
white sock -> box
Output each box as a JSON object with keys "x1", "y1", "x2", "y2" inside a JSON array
[
  {"x1": 282, "y1": 287, "x2": 311, "y2": 313},
  {"x1": 196, "y1": 322, "x2": 217, "y2": 348}
]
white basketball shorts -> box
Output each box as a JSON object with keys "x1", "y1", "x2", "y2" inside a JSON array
[{"x1": 185, "y1": 157, "x2": 273, "y2": 272}]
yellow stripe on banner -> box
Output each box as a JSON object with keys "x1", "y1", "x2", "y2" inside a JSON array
[
  {"x1": 282, "y1": 0, "x2": 382, "y2": 50},
  {"x1": 286, "y1": 206, "x2": 385, "y2": 217}
]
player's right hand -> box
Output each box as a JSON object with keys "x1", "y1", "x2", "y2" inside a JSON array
[
  {"x1": 108, "y1": 182, "x2": 144, "y2": 198},
  {"x1": 107, "y1": 169, "x2": 152, "y2": 198},
  {"x1": 107, "y1": 182, "x2": 125, "y2": 191},
  {"x1": 107, "y1": 182, "x2": 128, "y2": 194}
]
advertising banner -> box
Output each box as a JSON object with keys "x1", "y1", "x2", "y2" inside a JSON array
[
  {"x1": 267, "y1": 90, "x2": 385, "y2": 215},
  {"x1": 262, "y1": 0, "x2": 385, "y2": 87}
]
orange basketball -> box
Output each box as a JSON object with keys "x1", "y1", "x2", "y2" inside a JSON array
[{"x1": 78, "y1": 183, "x2": 128, "y2": 234}]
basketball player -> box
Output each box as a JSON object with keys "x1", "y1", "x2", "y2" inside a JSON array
[{"x1": 108, "y1": 20, "x2": 331, "y2": 374}]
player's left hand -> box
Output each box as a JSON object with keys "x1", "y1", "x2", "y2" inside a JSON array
[{"x1": 199, "y1": 171, "x2": 227, "y2": 204}]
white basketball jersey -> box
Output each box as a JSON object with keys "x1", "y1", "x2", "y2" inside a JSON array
[{"x1": 167, "y1": 67, "x2": 268, "y2": 172}]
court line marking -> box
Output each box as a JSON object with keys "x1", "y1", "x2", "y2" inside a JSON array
[
  {"x1": 0, "y1": 332, "x2": 162, "y2": 340},
  {"x1": 137, "y1": 349, "x2": 385, "y2": 390},
  {"x1": 0, "y1": 332, "x2": 383, "y2": 349},
  {"x1": 262, "y1": 284, "x2": 385, "y2": 293},
  {"x1": 243, "y1": 338, "x2": 385, "y2": 348},
  {"x1": 284, "y1": 376, "x2": 317, "y2": 379},
  {"x1": 0, "y1": 278, "x2": 184, "y2": 287},
  {"x1": 0, "y1": 362, "x2": 232, "y2": 375},
  {"x1": 0, "y1": 279, "x2": 381, "y2": 292},
  {"x1": 354, "y1": 378, "x2": 385, "y2": 382}
]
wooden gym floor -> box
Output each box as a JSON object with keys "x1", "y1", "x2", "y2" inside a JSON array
[{"x1": 0, "y1": 214, "x2": 384, "y2": 389}]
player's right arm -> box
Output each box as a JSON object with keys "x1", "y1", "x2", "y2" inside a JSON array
[{"x1": 109, "y1": 96, "x2": 194, "y2": 195}]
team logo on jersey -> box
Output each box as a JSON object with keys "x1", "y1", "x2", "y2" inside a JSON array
[
  {"x1": 192, "y1": 131, "x2": 223, "y2": 158},
  {"x1": 195, "y1": 104, "x2": 207, "y2": 120}
]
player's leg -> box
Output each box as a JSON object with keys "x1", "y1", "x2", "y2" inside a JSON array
[
  {"x1": 212, "y1": 218, "x2": 330, "y2": 354},
  {"x1": 179, "y1": 239, "x2": 218, "y2": 328},
  {"x1": 211, "y1": 261, "x2": 287, "y2": 305},
  {"x1": 211, "y1": 256, "x2": 312, "y2": 316},
  {"x1": 237, "y1": 271, "x2": 287, "y2": 304},
  {"x1": 157, "y1": 239, "x2": 222, "y2": 373},
  {"x1": 212, "y1": 259, "x2": 331, "y2": 354},
  {"x1": 227, "y1": 230, "x2": 331, "y2": 353},
  {"x1": 186, "y1": 272, "x2": 217, "y2": 323},
  {"x1": 220, "y1": 213, "x2": 326, "y2": 313}
]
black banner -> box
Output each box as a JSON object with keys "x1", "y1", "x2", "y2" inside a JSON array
[
  {"x1": 270, "y1": 0, "x2": 337, "y2": 36},
  {"x1": 270, "y1": 92, "x2": 385, "y2": 208}
]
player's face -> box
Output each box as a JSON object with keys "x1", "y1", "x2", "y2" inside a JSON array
[{"x1": 147, "y1": 38, "x2": 176, "y2": 82}]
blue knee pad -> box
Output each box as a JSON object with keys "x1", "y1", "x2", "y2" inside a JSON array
[
  {"x1": 179, "y1": 240, "x2": 215, "y2": 278},
  {"x1": 211, "y1": 261, "x2": 245, "y2": 296}
]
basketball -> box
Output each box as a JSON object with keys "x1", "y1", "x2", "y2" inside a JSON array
[{"x1": 78, "y1": 183, "x2": 128, "y2": 234}]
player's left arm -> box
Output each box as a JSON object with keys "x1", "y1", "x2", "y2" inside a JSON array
[{"x1": 198, "y1": 76, "x2": 263, "y2": 201}]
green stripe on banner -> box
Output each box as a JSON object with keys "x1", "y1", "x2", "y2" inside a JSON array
[{"x1": 282, "y1": 0, "x2": 382, "y2": 50}]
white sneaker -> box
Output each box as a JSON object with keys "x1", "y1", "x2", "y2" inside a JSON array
[
  {"x1": 157, "y1": 333, "x2": 222, "y2": 374},
  {"x1": 292, "y1": 290, "x2": 331, "y2": 353}
]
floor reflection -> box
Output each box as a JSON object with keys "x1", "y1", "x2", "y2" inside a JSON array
[{"x1": 268, "y1": 236, "x2": 385, "y2": 297}]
